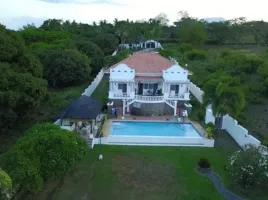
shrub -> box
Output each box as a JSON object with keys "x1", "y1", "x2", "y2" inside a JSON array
[
  {"x1": 185, "y1": 49, "x2": 207, "y2": 61},
  {"x1": 206, "y1": 122, "x2": 216, "y2": 136},
  {"x1": 198, "y1": 158, "x2": 211, "y2": 169},
  {"x1": 205, "y1": 127, "x2": 213, "y2": 138},
  {"x1": 227, "y1": 145, "x2": 268, "y2": 188},
  {"x1": 178, "y1": 43, "x2": 194, "y2": 53},
  {"x1": 0, "y1": 123, "x2": 88, "y2": 193}
]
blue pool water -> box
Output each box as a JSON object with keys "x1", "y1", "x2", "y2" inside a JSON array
[{"x1": 110, "y1": 121, "x2": 201, "y2": 137}]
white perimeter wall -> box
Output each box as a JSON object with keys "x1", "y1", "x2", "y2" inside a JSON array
[
  {"x1": 189, "y1": 82, "x2": 204, "y2": 103},
  {"x1": 82, "y1": 68, "x2": 104, "y2": 97},
  {"x1": 189, "y1": 81, "x2": 261, "y2": 148}
]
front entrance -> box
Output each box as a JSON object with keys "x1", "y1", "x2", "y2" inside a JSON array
[
  {"x1": 170, "y1": 85, "x2": 179, "y2": 96},
  {"x1": 122, "y1": 84, "x2": 127, "y2": 93},
  {"x1": 138, "y1": 83, "x2": 143, "y2": 95}
]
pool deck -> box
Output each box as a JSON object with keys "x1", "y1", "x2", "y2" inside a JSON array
[{"x1": 102, "y1": 116, "x2": 206, "y2": 138}]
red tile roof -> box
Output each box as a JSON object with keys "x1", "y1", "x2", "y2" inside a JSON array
[{"x1": 108, "y1": 52, "x2": 173, "y2": 74}]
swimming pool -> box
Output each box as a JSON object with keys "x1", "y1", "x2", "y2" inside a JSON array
[{"x1": 110, "y1": 121, "x2": 201, "y2": 137}]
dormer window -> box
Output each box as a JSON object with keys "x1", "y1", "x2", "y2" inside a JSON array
[
  {"x1": 124, "y1": 71, "x2": 127, "y2": 72},
  {"x1": 118, "y1": 70, "x2": 121, "y2": 72},
  {"x1": 112, "y1": 70, "x2": 114, "y2": 72}
]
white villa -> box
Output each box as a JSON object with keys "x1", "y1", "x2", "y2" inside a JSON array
[
  {"x1": 107, "y1": 51, "x2": 190, "y2": 117},
  {"x1": 119, "y1": 39, "x2": 163, "y2": 50}
]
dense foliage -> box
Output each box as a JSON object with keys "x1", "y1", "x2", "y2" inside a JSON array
[
  {"x1": 227, "y1": 145, "x2": 268, "y2": 188},
  {"x1": 0, "y1": 25, "x2": 47, "y2": 132},
  {"x1": 0, "y1": 168, "x2": 12, "y2": 200},
  {"x1": 0, "y1": 123, "x2": 88, "y2": 193},
  {"x1": 43, "y1": 48, "x2": 91, "y2": 87}
]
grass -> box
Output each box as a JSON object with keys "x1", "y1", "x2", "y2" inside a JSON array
[
  {"x1": 0, "y1": 83, "x2": 89, "y2": 153},
  {"x1": 28, "y1": 132, "x2": 268, "y2": 200}
]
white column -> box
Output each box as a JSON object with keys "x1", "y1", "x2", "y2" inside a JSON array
[
  {"x1": 122, "y1": 100, "x2": 126, "y2": 118},
  {"x1": 174, "y1": 101, "x2": 177, "y2": 116},
  {"x1": 127, "y1": 104, "x2": 130, "y2": 113}
]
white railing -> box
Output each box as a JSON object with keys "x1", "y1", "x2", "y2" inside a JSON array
[
  {"x1": 114, "y1": 93, "x2": 130, "y2": 98},
  {"x1": 134, "y1": 95, "x2": 164, "y2": 102},
  {"x1": 168, "y1": 94, "x2": 185, "y2": 99}
]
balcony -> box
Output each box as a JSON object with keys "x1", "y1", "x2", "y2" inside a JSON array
[
  {"x1": 109, "y1": 91, "x2": 135, "y2": 99},
  {"x1": 164, "y1": 92, "x2": 190, "y2": 101},
  {"x1": 134, "y1": 95, "x2": 164, "y2": 103}
]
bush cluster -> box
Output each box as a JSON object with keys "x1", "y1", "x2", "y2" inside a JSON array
[{"x1": 0, "y1": 123, "x2": 88, "y2": 193}]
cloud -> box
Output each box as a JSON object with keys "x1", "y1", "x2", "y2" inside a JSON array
[
  {"x1": 3, "y1": 16, "x2": 47, "y2": 30},
  {"x1": 38, "y1": 0, "x2": 125, "y2": 5}
]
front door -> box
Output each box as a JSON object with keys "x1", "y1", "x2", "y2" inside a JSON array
[
  {"x1": 175, "y1": 85, "x2": 179, "y2": 95},
  {"x1": 138, "y1": 83, "x2": 143, "y2": 95},
  {"x1": 122, "y1": 84, "x2": 127, "y2": 93}
]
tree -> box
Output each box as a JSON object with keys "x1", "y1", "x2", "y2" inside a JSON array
[
  {"x1": 43, "y1": 49, "x2": 91, "y2": 87},
  {"x1": 228, "y1": 17, "x2": 247, "y2": 44},
  {"x1": 0, "y1": 24, "x2": 47, "y2": 131},
  {"x1": 76, "y1": 39, "x2": 104, "y2": 75},
  {"x1": 206, "y1": 21, "x2": 231, "y2": 44},
  {"x1": 19, "y1": 28, "x2": 70, "y2": 45},
  {"x1": 0, "y1": 123, "x2": 88, "y2": 193},
  {"x1": 227, "y1": 145, "x2": 268, "y2": 188},
  {"x1": 153, "y1": 13, "x2": 169, "y2": 26},
  {"x1": 92, "y1": 33, "x2": 119, "y2": 55},
  {"x1": 40, "y1": 19, "x2": 63, "y2": 31},
  {"x1": 176, "y1": 17, "x2": 207, "y2": 46},
  {"x1": 203, "y1": 73, "x2": 245, "y2": 130}
]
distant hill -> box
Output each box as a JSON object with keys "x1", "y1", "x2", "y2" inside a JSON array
[{"x1": 203, "y1": 17, "x2": 225, "y2": 23}]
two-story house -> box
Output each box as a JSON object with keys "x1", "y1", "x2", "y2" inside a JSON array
[{"x1": 107, "y1": 51, "x2": 190, "y2": 117}]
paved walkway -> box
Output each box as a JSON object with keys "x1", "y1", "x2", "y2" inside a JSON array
[{"x1": 196, "y1": 169, "x2": 244, "y2": 200}]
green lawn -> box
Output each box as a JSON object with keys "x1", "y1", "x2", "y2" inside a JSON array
[
  {"x1": 91, "y1": 74, "x2": 109, "y2": 104},
  {"x1": 27, "y1": 132, "x2": 268, "y2": 200}
]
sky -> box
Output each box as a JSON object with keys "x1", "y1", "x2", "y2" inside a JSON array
[{"x1": 0, "y1": 0, "x2": 267, "y2": 30}]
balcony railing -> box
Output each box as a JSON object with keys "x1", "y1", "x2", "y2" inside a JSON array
[
  {"x1": 135, "y1": 95, "x2": 164, "y2": 102},
  {"x1": 114, "y1": 93, "x2": 130, "y2": 98}
]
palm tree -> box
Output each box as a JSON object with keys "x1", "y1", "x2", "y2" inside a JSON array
[{"x1": 203, "y1": 77, "x2": 245, "y2": 131}]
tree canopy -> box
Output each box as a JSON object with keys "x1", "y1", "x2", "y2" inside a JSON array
[
  {"x1": 43, "y1": 48, "x2": 91, "y2": 88},
  {"x1": 0, "y1": 25, "x2": 47, "y2": 131},
  {"x1": 0, "y1": 123, "x2": 88, "y2": 193}
]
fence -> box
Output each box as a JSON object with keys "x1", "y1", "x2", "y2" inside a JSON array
[
  {"x1": 189, "y1": 82, "x2": 262, "y2": 148},
  {"x1": 82, "y1": 68, "x2": 104, "y2": 97},
  {"x1": 189, "y1": 82, "x2": 204, "y2": 103}
]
